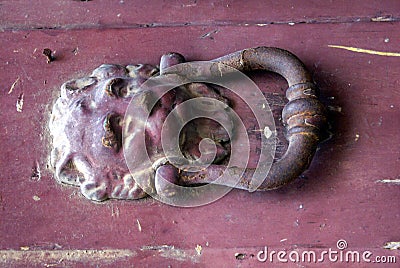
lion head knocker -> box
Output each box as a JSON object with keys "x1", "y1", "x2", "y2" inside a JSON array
[{"x1": 49, "y1": 47, "x2": 326, "y2": 204}]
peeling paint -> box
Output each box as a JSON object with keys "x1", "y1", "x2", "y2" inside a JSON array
[
  {"x1": 159, "y1": 247, "x2": 200, "y2": 263},
  {"x1": 383, "y1": 242, "x2": 400, "y2": 250},
  {"x1": 31, "y1": 161, "x2": 41, "y2": 181},
  {"x1": 329, "y1": 45, "x2": 400, "y2": 57},
  {"x1": 371, "y1": 16, "x2": 395, "y2": 22},
  {"x1": 195, "y1": 244, "x2": 202, "y2": 255},
  {"x1": 16, "y1": 93, "x2": 24, "y2": 112},
  {"x1": 0, "y1": 249, "x2": 135, "y2": 266},
  {"x1": 141, "y1": 245, "x2": 200, "y2": 263},
  {"x1": 235, "y1": 252, "x2": 246, "y2": 260}
]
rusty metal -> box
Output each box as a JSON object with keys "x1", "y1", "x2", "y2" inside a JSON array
[
  {"x1": 179, "y1": 47, "x2": 327, "y2": 190},
  {"x1": 49, "y1": 47, "x2": 326, "y2": 201}
]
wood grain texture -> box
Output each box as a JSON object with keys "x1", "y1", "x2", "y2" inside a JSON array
[
  {"x1": 0, "y1": 1, "x2": 399, "y2": 267},
  {"x1": 0, "y1": 0, "x2": 399, "y2": 30}
]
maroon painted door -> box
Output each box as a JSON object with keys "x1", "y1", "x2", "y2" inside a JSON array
[{"x1": 1, "y1": 1, "x2": 399, "y2": 267}]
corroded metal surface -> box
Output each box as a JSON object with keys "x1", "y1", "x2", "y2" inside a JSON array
[
  {"x1": 181, "y1": 47, "x2": 327, "y2": 189},
  {"x1": 49, "y1": 47, "x2": 326, "y2": 201}
]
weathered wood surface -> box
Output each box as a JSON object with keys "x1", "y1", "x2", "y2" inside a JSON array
[{"x1": 1, "y1": 1, "x2": 399, "y2": 267}]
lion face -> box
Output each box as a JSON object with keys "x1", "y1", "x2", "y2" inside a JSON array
[
  {"x1": 49, "y1": 64, "x2": 158, "y2": 201},
  {"x1": 49, "y1": 55, "x2": 231, "y2": 202}
]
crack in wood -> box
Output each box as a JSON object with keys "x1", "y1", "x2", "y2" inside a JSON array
[{"x1": 1, "y1": 16, "x2": 399, "y2": 32}]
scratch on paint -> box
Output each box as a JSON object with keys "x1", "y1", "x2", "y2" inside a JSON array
[
  {"x1": 376, "y1": 178, "x2": 400, "y2": 185},
  {"x1": 8, "y1": 77, "x2": 20, "y2": 94},
  {"x1": 200, "y1": 29, "x2": 219, "y2": 39},
  {"x1": 328, "y1": 45, "x2": 400, "y2": 57}
]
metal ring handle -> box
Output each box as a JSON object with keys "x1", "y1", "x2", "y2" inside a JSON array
[{"x1": 179, "y1": 47, "x2": 327, "y2": 190}]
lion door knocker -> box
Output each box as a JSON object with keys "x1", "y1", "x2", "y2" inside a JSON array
[{"x1": 49, "y1": 47, "x2": 326, "y2": 205}]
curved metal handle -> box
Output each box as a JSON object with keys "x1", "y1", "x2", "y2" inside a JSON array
[{"x1": 179, "y1": 47, "x2": 327, "y2": 190}]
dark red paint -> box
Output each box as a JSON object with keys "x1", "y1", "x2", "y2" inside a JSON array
[{"x1": 0, "y1": 1, "x2": 399, "y2": 267}]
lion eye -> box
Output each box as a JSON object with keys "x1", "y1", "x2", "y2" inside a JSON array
[
  {"x1": 105, "y1": 78, "x2": 129, "y2": 98},
  {"x1": 102, "y1": 113, "x2": 123, "y2": 152}
]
